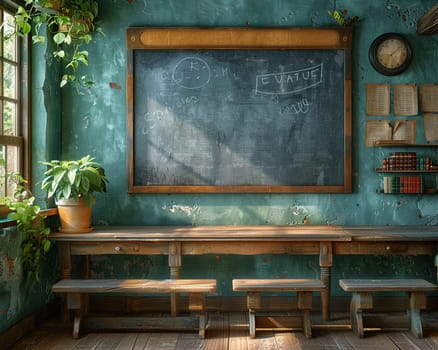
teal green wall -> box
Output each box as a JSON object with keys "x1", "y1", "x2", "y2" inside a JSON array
[
  {"x1": 62, "y1": 0, "x2": 438, "y2": 283},
  {"x1": 2, "y1": 0, "x2": 438, "y2": 334},
  {"x1": 60, "y1": 0, "x2": 438, "y2": 228},
  {"x1": 57, "y1": 0, "x2": 437, "y2": 294}
]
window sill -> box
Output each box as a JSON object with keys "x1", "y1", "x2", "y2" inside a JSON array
[{"x1": 0, "y1": 208, "x2": 58, "y2": 229}]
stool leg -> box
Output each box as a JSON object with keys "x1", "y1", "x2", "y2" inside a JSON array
[
  {"x1": 298, "y1": 291, "x2": 313, "y2": 338},
  {"x1": 247, "y1": 292, "x2": 260, "y2": 338},
  {"x1": 73, "y1": 312, "x2": 82, "y2": 339},
  {"x1": 249, "y1": 309, "x2": 256, "y2": 338},
  {"x1": 67, "y1": 293, "x2": 86, "y2": 339},
  {"x1": 408, "y1": 309, "x2": 423, "y2": 338},
  {"x1": 189, "y1": 293, "x2": 207, "y2": 339},
  {"x1": 408, "y1": 292, "x2": 426, "y2": 338},
  {"x1": 302, "y1": 309, "x2": 312, "y2": 338},
  {"x1": 350, "y1": 292, "x2": 372, "y2": 338},
  {"x1": 198, "y1": 314, "x2": 206, "y2": 339},
  {"x1": 350, "y1": 298, "x2": 364, "y2": 338}
]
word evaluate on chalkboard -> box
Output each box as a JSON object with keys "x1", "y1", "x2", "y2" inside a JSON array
[{"x1": 126, "y1": 28, "x2": 352, "y2": 193}]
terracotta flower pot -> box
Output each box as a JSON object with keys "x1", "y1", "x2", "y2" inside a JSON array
[
  {"x1": 0, "y1": 204, "x2": 11, "y2": 219},
  {"x1": 56, "y1": 198, "x2": 93, "y2": 233}
]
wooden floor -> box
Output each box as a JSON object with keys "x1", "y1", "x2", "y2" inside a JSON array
[{"x1": 9, "y1": 311, "x2": 438, "y2": 350}]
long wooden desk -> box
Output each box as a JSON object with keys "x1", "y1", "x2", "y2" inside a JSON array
[{"x1": 50, "y1": 225, "x2": 438, "y2": 321}]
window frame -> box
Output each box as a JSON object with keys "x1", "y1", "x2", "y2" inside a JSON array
[{"x1": 0, "y1": 0, "x2": 31, "y2": 194}]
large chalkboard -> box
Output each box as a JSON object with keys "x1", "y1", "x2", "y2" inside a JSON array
[{"x1": 126, "y1": 28, "x2": 352, "y2": 193}]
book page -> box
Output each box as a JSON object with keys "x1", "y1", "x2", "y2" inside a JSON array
[
  {"x1": 365, "y1": 120, "x2": 391, "y2": 146},
  {"x1": 394, "y1": 84, "x2": 418, "y2": 116},
  {"x1": 422, "y1": 84, "x2": 438, "y2": 112},
  {"x1": 366, "y1": 84, "x2": 390, "y2": 116},
  {"x1": 423, "y1": 113, "x2": 438, "y2": 143},
  {"x1": 392, "y1": 120, "x2": 416, "y2": 143}
]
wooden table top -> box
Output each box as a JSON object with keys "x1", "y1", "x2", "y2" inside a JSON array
[{"x1": 49, "y1": 225, "x2": 438, "y2": 242}]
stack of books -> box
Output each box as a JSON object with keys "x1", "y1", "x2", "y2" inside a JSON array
[
  {"x1": 383, "y1": 175, "x2": 423, "y2": 193},
  {"x1": 381, "y1": 152, "x2": 431, "y2": 171}
]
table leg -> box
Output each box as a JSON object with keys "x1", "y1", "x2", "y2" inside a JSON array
[
  {"x1": 169, "y1": 242, "x2": 182, "y2": 316},
  {"x1": 58, "y1": 242, "x2": 72, "y2": 279},
  {"x1": 320, "y1": 242, "x2": 333, "y2": 321}
]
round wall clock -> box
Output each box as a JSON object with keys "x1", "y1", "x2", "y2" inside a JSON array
[{"x1": 368, "y1": 33, "x2": 413, "y2": 76}]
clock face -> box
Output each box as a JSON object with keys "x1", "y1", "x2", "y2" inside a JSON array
[
  {"x1": 376, "y1": 38, "x2": 408, "y2": 69},
  {"x1": 369, "y1": 33, "x2": 413, "y2": 76}
]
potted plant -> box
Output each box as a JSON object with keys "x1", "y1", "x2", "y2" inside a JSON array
[
  {"x1": 41, "y1": 155, "x2": 108, "y2": 233},
  {"x1": 11, "y1": 0, "x2": 99, "y2": 87}
]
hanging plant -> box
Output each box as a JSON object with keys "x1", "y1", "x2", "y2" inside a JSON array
[{"x1": 11, "y1": 0, "x2": 99, "y2": 87}]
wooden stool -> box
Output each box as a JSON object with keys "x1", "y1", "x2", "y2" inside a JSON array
[
  {"x1": 339, "y1": 278, "x2": 437, "y2": 338},
  {"x1": 232, "y1": 279, "x2": 326, "y2": 338},
  {"x1": 52, "y1": 278, "x2": 217, "y2": 339}
]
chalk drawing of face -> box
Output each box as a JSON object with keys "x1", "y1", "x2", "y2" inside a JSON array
[{"x1": 172, "y1": 57, "x2": 211, "y2": 89}]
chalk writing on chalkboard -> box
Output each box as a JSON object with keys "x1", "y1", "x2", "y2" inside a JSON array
[
  {"x1": 255, "y1": 64, "x2": 323, "y2": 95},
  {"x1": 126, "y1": 27, "x2": 352, "y2": 193}
]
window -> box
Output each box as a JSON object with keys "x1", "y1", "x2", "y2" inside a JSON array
[{"x1": 0, "y1": 1, "x2": 30, "y2": 197}]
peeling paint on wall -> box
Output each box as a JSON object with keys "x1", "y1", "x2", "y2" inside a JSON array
[
  {"x1": 0, "y1": 227, "x2": 57, "y2": 333},
  {"x1": 162, "y1": 202, "x2": 200, "y2": 217},
  {"x1": 384, "y1": 0, "x2": 425, "y2": 28},
  {"x1": 0, "y1": 234, "x2": 23, "y2": 323}
]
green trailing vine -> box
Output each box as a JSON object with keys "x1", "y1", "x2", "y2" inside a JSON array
[
  {"x1": 328, "y1": 0, "x2": 360, "y2": 26},
  {"x1": 5, "y1": 174, "x2": 51, "y2": 281},
  {"x1": 8, "y1": 0, "x2": 99, "y2": 88}
]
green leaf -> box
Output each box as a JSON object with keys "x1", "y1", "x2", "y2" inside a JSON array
[
  {"x1": 67, "y1": 168, "x2": 77, "y2": 185},
  {"x1": 62, "y1": 184, "x2": 72, "y2": 199},
  {"x1": 60, "y1": 76, "x2": 68, "y2": 88},
  {"x1": 54, "y1": 50, "x2": 65, "y2": 58},
  {"x1": 21, "y1": 22, "x2": 32, "y2": 35},
  {"x1": 64, "y1": 34, "x2": 72, "y2": 45},
  {"x1": 53, "y1": 32, "x2": 66, "y2": 45},
  {"x1": 80, "y1": 176, "x2": 90, "y2": 194},
  {"x1": 43, "y1": 239, "x2": 51, "y2": 253},
  {"x1": 32, "y1": 35, "x2": 45, "y2": 44}
]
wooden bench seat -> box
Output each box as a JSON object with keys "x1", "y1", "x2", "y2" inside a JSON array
[
  {"x1": 232, "y1": 279, "x2": 326, "y2": 338},
  {"x1": 339, "y1": 278, "x2": 438, "y2": 338},
  {"x1": 52, "y1": 279, "x2": 217, "y2": 339}
]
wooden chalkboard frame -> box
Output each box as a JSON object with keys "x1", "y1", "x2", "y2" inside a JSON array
[{"x1": 126, "y1": 27, "x2": 352, "y2": 193}]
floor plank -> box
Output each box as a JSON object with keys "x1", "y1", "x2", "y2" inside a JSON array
[
  {"x1": 343, "y1": 332, "x2": 400, "y2": 350},
  {"x1": 114, "y1": 334, "x2": 139, "y2": 350},
  {"x1": 73, "y1": 333, "x2": 107, "y2": 349},
  {"x1": 387, "y1": 332, "x2": 425, "y2": 350},
  {"x1": 175, "y1": 333, "x2": 203, "y2": 350},
  {"x1": 8, "y1": 311, "x2": 438, "y2": 350},
  {"x1": 200, "y1": 312, "x2": 229, "y2": 350},
  {"x1": 274, "y1": 332, "x2": 304, "y2": 350},
  {"x1": 144, "y1": 333, "x2": 179, "y2": 350},
  {"x1": 326, "y1": 332, "x2": 355, "y2": 350},
  {"x1": 228, "y1": 310, "x2": 248, "y2": 350},
  {"x1": 132, "y1": 334, "x2": 151, "y2": 350}
]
